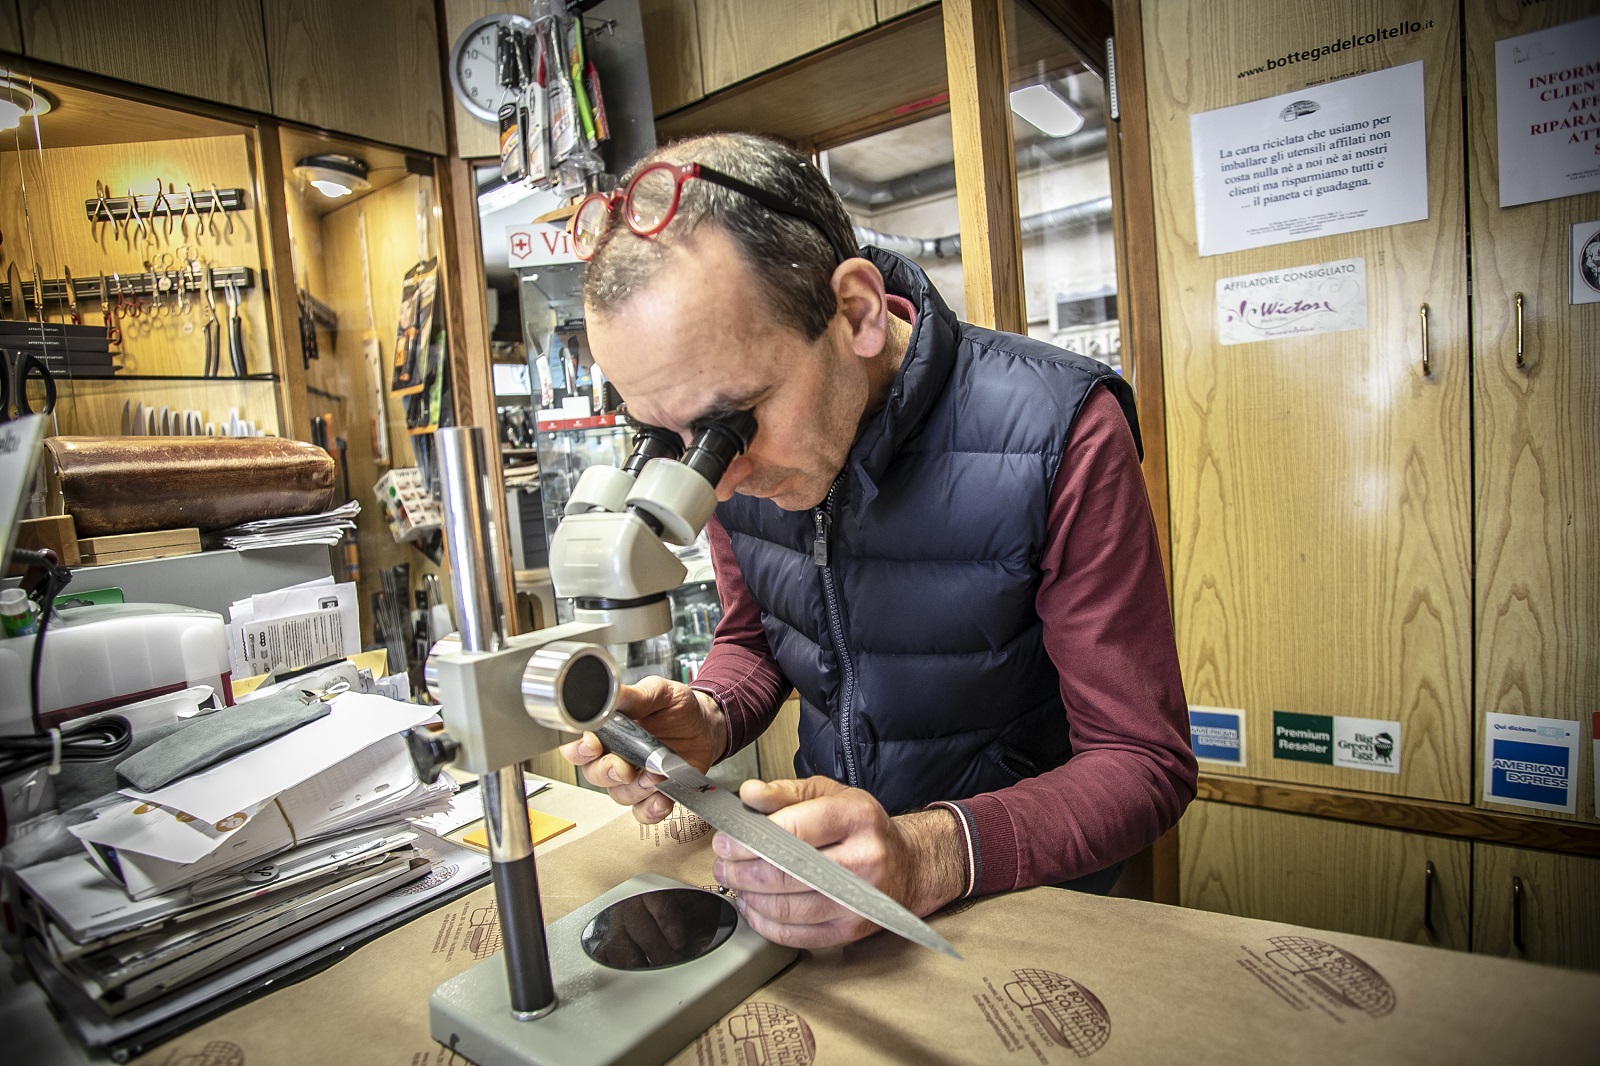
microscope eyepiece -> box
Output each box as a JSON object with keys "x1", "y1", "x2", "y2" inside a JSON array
[
  {"x1": 682, "y1": 410, "x2": 757, "y2": 487},
  {"x1": 622, "y1": 422, "x2": 684, "y2": 478}
]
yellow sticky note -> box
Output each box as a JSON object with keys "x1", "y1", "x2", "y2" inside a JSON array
[{"x1": 463, "y1": 805, "x2": 576, "y2": 850}]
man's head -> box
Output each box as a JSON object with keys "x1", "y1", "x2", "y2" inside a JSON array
[{"x1": 582, "y1": 133, "x2": 908, "y2": 511}]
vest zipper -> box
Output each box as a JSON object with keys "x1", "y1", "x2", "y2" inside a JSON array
[{"x1": 813, "y1": 475, "x2": 860, "y2": 787}]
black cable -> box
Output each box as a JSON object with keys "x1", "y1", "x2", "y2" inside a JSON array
[
  {"x1": 0, "y1": 714, "x2": 132, "y2": 779},
  {"x1": 10, "y1": 548, "x2": 73, "y2": 735}
]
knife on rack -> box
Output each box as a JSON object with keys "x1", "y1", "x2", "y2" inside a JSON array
[{"x1": 596, "y1": 713, "x2": 961, "y2": 959}]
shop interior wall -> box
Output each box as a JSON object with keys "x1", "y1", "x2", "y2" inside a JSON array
[
  {"x1": 0, "y1": 133, "x2": 281, "y2": 437},
  {"x1": 281, "y1": 171, "x2": 452, "y2": 645}
]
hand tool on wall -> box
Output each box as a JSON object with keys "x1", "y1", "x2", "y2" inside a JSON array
[
  {"x1": 224, "y1": 280, "x2": 245, "y2": 376},
  {"x1": 63, "y1": 266, "x2": 81, "y2": 325},
  {"x1": 201, "y1": 266, "x2": 220, "y2": 377},
  {"x1": 0, "y1": 350, "x2": 56, "y2": 423},
  {"x1": 4, "y1": 262, "x2": 21, "y2": 320}
]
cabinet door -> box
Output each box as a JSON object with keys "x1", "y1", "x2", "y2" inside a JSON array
[
  {"x1": 1181, "y1": 801, "x2": 1471, "y2": 951},
  {"x1": 641, "y1": 0, "x2": 705, "y2": 115},
  {"x1": 2, "y1": 1, "x2": 21, "y2": 55},
  {"x1": 263, "y1": 0, "x2": 446, "y2": 154},
  {"x1": 18, "y1": 0, "x2": 270, "y2": 112},
  {"x1": 1466, "y1": 1, "x2": 1600, "y2": 825},
  {"x1": 697, "y1": 0, "x2": 875, "y2": 94},
  {"x1": 1142, "y1": 0, "x2": 1472, "y2": 802},
  {"x1": 1472, "y1": 844, "x2": 1600, "y2": 972}
]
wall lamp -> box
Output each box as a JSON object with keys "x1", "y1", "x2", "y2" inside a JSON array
[
  {"x1": 1009, "y1": 83, "x2": 1084, "y2": 138},
  {"x1": 0, "y1": 77, "x2": 53, "y2": 132},
  {"x1": 293, "y1": 154, "x2": 372, "y2": 199}
]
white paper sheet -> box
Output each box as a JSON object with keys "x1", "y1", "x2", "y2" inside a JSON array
[
  {"x1": 121, "y1": 694, "x2": 437, "y2": 823},
  {"x1": 1216, "y1": 258, "x2": 1368, "y2": 344},
  {"x1": 227, "y1": 580, "x2": 360, "y2": 676},
  {"x1": 1495, "y1": 14, "x2": 1600, "y2": 208},
  {"x1": 409, "y1": 775, "x2": 550, "y2": 837},
  {"x1": 70, "y1": 801, "x2": 267, "y2": 866},
  {"x1": 1190, "y1": 62, "x2": 1429, "y2": 256}
]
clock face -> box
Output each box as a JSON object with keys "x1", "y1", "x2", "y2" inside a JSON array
[{"x1": 450, "y1": 14, "x2": 531, "y2": 123}]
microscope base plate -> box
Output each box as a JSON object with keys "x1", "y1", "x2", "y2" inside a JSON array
[{"x1": 429, "y1": 874, "x2": 798, "y2": 1066}]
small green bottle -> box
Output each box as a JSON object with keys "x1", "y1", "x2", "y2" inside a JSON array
[{"x1": 0, "y1": 588, "x2": 36, "y2": 638}]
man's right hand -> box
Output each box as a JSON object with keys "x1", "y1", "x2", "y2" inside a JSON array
[{"x1": 559, "y1": 674, "x2": 727, "y2": 824}]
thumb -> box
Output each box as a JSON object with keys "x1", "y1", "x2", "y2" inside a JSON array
[
  {"x1": 615, "y1": 675, "x2": 672, "y2": 719},
  {"x1": 739, "y1": 775, "x2": 846, "y2": 813}
]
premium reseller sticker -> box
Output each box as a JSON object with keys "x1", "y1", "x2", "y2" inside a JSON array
[{"x1": 1272, "y1": 711, "x2": 1400, "y2": 774}]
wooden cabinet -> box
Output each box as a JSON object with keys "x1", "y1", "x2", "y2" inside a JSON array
[
  {"x1": 1, "y1": 1, "x2": 22, "y2": 54},
  {"x1": 262, "y1": 0, "x2": 446, "y2": 154},
  {"x1": 640, "y1": 0, "x2": 705, "y2": 115},
  {"x1": 1180, "y1": 801, "x2": 1471, "y2": 951},
  {"x1": 696, "y1": 0, "x2": 875, "y2": 94},
  {"x1": 1472, "y1": 844, "x2": 1600, "y2": 972},
  {"x1": 1465, "y1": 0, "x2": 1600, "y2": 825},
  {"x1": 16, "y1": 0, "x2": 271, "y2": 112},
  {"x1": 877, "y1": 0, "x2": 936, "y2": 20},
  {"x1": 1143, "y1": 0, "x2": 1472, "y2": 802}
]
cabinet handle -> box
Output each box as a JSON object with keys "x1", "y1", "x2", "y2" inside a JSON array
[
  {"x1": 1514, "y1": 292, "x2": 1525, "y2": 369},
  {"x1": 1511, "y1": 875, "x2": 1525, "y2": 952},
  {"x1": 1423, "y1": 860, "x2": 1436, "y2": 932},
  {"x1": 1419, "y1": 304, "x2": 1431, "y2": 377}
]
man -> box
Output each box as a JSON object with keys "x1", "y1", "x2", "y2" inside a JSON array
[{"x1": 560, "y1": 132, "x2": 1195, "y2": 950}]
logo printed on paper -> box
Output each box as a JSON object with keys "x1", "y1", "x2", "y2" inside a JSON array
[
  {"x1": 695, "y1": 1002, "x2": 816, "y2": 1066},
  {"x1": 1484, "y1": 713, "x2": 1579, "y2": 814},
  {"x1": 1332, "y1": 717, "x2": 1401, "y2": 775},
  {"x1": 1573, "y1": 222, "x2": 1600, "y2": 306},
  {"x1": 1189, "y1": 706, "x2": 1246, "y2": 765},
  {"x1": 1273, "y1": 712, "x2": 1333, "y2": 763},
  {"x1": 1236, "y1": 936, "x2": 1395, "y2": 1022},
  {"x1": 971, "y1": 969, "x2": 1110, "y2": 1060},
  {"x1": 1217, "y1": 258, "x2": 1367, "y2": 344}
]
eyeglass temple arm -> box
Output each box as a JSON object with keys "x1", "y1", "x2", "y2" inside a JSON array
[{"x1": 697, "y1": 166, "x2": 857, "y2": 263}]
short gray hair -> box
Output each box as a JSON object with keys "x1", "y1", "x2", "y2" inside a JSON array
[{"x1": 582, "y1": 133, "x2": 859, "y2": 341}]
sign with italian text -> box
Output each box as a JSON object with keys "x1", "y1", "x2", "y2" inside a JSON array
[
  {"x1": 1495, "y1": 14, "x2": 1600, "y2": 208},
  {"x1": 1484, "y1": 713, "x2": 1578, "y2": 814},
  {"x1": 1217, "y1": 258, "x2": 1367, "y2": 344},
  {"x1": 1190, "y1": 62, "x2": 1429, "y2": 256}
]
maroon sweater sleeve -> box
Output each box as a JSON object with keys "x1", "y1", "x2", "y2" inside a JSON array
[
  {"x1": 932, "y1": 386, "x2": 1197, "y2": 895},
  {"x1": 689, "y1": 514, "x2": 792, "y2": 762}
]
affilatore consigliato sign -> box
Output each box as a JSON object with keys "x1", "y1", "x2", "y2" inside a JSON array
[{"x1": 1216, "y1": 257, "x2": 1367, "y2": 344}]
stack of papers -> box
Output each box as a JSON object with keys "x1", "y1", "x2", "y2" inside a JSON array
[
  {"x1": 226, "y1": 576, "x2": 361, "y2": 678},
  {"x1": 210, "y1": 500, "x2": 360, "y2": 550},
  {"x1": 10, "y1": 692, "x2": 479, "y2": 1049}
]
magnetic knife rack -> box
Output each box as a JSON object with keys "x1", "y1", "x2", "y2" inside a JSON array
[
  {"x1": 300, "y1": 289, "x2": 339, "y2": 331},
  {"x1": 4, "y1": 266, "x2": 256, "y2": 310},
  {"x1": 81, "y1": 187, "x2": 248, "y2": 222}
]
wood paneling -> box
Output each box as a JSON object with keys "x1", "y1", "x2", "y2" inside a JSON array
[
  {"x1": 640, "y1": 0, "x2": 705, "y2": 116},
  {"x1": 944, "y1": 0, "x2": 1024, "y2": 332},
  {"x1": 0, "y1": 75, "x2": 243, "y2": 152},
  {"x1": 757, "y1": 696, "x2": 802, "y2": 780},
  {"x1": 1466, "y1": 0, "x2": 1600, "y2": 825},
  {"x1": 263, "y1": 0, "x2": 447, "y2": 154},
  {"x1": 1473, "y1": 844, "x2": 1600, "y2": 972},
  {"x1": 1, "y1": 0, "x2": 21, "y2": 55},
  {"x1": 696, "y1": 0, "x2": 875, "y2": 94},
  {"x1": 1143, "y1": 0, "x2": 1471, "y2": 802},
  {"x1": 877, "y1": 0, "x2": 936, "y2": 20},
  {"x1": 1181, "y1": 800, "x2": 1472, "y2": 951},
  {"x1": 1198, "y1": 774, "x2": 1600, "y2": 858},
  {"x1": 0, "y1": 134, "x2": 281, "y2": 437},
  {"x1": 1107, "y1": 0, "x2": 1170, "y2": 578},
  {"x1": 17, "y1": 0, "x2": 270, "y2": 113}
]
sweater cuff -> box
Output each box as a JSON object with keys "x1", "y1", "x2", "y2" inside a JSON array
[
  {"x1": 926, "y1": 801, "x2": 977, "y2": 898},
  {"x1": 943, "y1": 793, "x2": 1019, "y2": 897}
]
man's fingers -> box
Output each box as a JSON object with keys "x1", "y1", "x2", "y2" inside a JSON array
[
  {"x1": 631, "y1": 791, "x2": 674, "y2": 824},
  {"x1": 739, "y1": 776, "x2": 846, "y2": 814},
  {"x1": 713, "y1": 854, "x2": 808, "y2": 895},
  {"x1": 558, "y1": 732, "x2": 604, "y2": 767},
  {"x1": 735, "y1": 902, "x2": 871, "y2": 950},
  {"x1": 737, "y1": 888, "x2": 857, "y2": 927}
]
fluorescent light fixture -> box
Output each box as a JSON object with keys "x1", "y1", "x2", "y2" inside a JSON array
[
  {"x1": 0, "y1": 78, "x2": 54, "y2": 132},
  {"x1": 1009, "y1": 83, "x2": 1084, "y2": 138},
  {"x1": 293, "y1": 154, "x2": 371, "y2": 199}
]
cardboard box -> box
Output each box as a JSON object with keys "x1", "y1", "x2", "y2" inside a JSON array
[{"x1": 133, "y1": 806, "x2": 1600, "y2": 1066}]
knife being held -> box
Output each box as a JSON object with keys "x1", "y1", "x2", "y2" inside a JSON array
[{"x1": 596, "y1": 713, "x2": 961, "y2": 959}]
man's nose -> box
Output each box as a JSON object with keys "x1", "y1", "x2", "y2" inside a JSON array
[{"x1": 716, "y1": 455, "x2": 753, "y2": 501}]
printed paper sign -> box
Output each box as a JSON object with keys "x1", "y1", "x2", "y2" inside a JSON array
[
  {"x1": 506, "y1": 222, "x2": 578, "y2": 267},
  {"x1": 1574, "y1": 221, "x2": 1600, "y2": 305},
  {"x1": 1495, "y1": 14, "x2": 1600, "y2": 208},
  {"x1": 1189, "y1": 706, "x2": 1247, "y2": 765},
  {"x1": 1190, "y1": 62, "x2": 1429, "y2": 257},
  {"x1": 1273, "y1": 712, "x2": 1401, "y2": 774},
  {"x1": 1483, "y1": 713, "x2": 1579, "y2": 814},
  {"x1": 1217, "y1": 258, "x2": 1367, "y2": 344}
]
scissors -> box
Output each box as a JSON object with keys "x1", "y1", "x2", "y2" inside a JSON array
[{"x1": 0, "y1": 349, "x2": 57, "y2": 422}]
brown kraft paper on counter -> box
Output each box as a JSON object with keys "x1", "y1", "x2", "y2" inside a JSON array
[{"x1": 140, "y1": 807, "x2": 1600, "y2": 1066}]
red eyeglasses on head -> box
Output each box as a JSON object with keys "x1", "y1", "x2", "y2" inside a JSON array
[{"x1": 568, "y1": 160, "x2": 855, "y2": 264}]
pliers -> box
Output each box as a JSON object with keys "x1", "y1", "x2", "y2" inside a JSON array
[{"x1": 202, "y1": 265, "x2": 221, "y2": 377}]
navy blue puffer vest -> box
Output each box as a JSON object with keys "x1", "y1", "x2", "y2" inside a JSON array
[{"x1": 716, "y1": 249, "x2": 1139, "y2": 814}]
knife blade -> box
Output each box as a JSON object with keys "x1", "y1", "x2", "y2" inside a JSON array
[{"x1": 596, "y1": 714, "x2": 961, "y2": 959}]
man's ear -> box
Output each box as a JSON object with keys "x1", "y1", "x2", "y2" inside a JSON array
[{"x1": 830, "y1": 258, "x2": 890, "y2": 360}]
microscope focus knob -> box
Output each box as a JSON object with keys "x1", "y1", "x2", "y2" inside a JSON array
[{"x1": 406, "y1": 725, "x2": 461, "y2": 785}]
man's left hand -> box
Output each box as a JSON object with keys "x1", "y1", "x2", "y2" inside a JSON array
[{"x1": 711, "y1": 776, "x2": 965, "y2": 949}]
